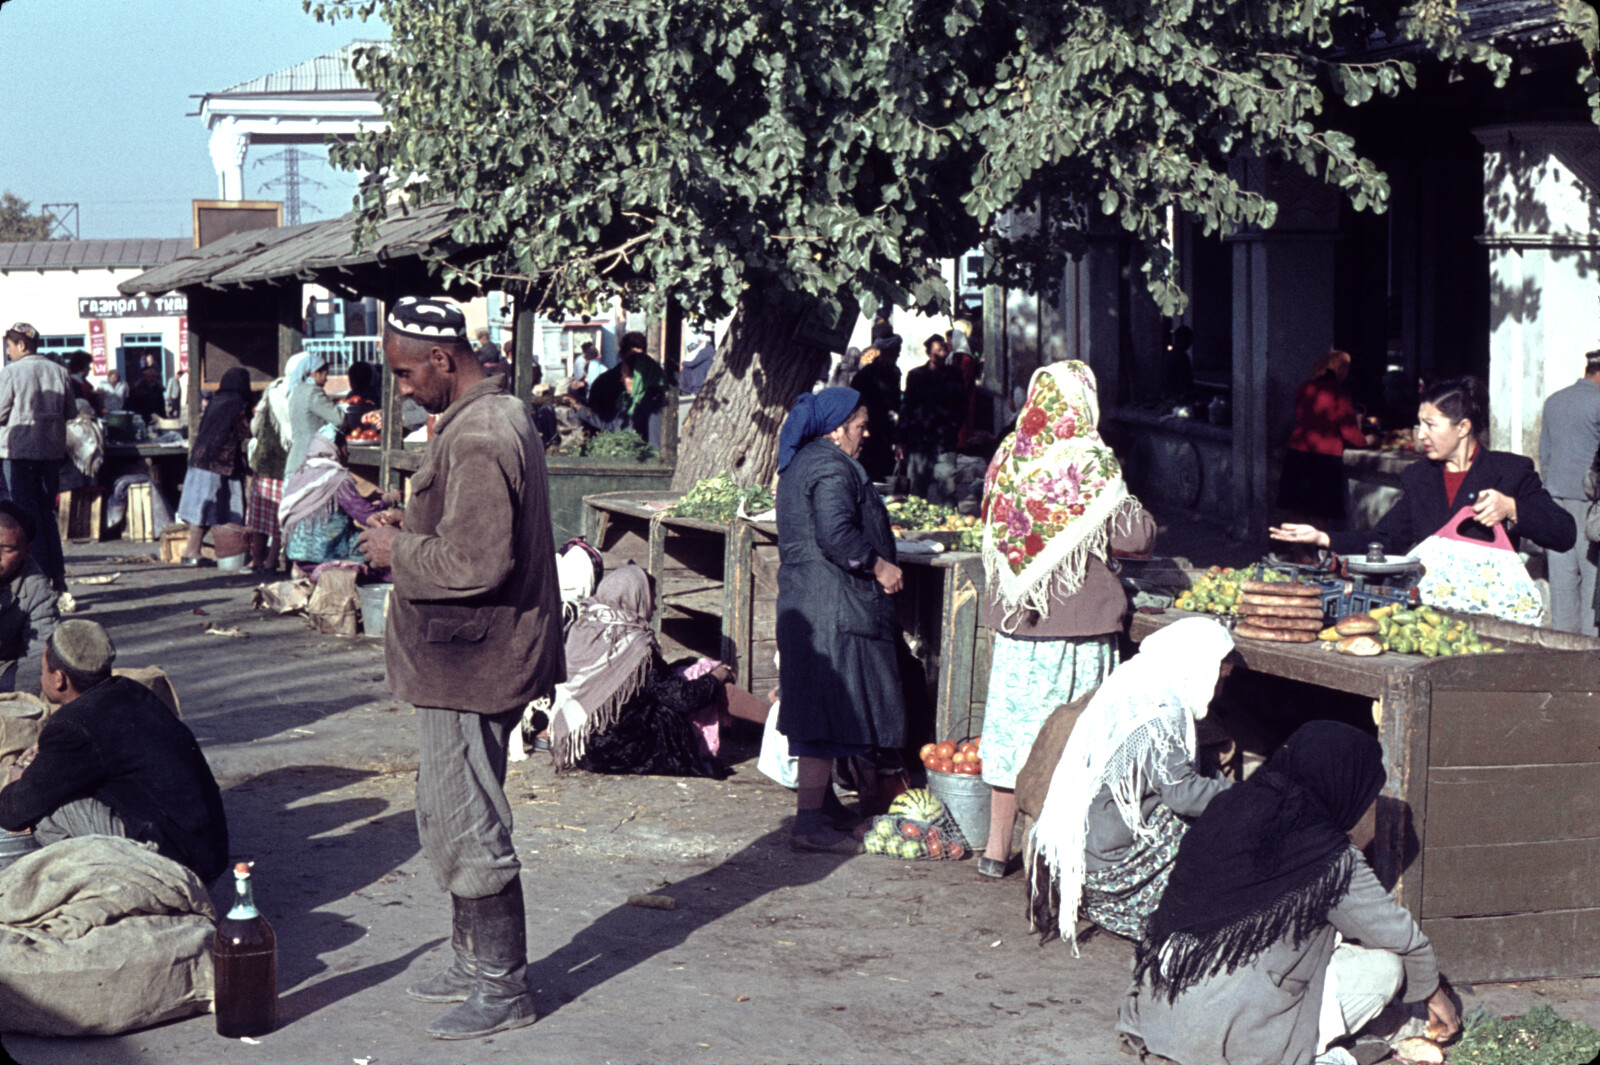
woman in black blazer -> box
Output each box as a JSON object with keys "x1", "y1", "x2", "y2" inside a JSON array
[{"x1": 1271, "y1": 376, "x2": 1576, "y2": 556}]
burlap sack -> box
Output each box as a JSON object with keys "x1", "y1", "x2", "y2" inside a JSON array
[
  {"x1": 253, "y1": 578, "x2": 312, "y2": 616},
  {"x1": 0, "y1": 694, "x2": 52, "y2": 795},
  {"x1": 114, "y1": 666, "x2": 181, "y2": 719},
  {"x1": 1013, "y1": 687, "x2": 1098, "y2": 821},
  {"x1": 0, "y1": 836, "x2": 214, "y2": 1036},
  {"x1": 306, "y1": 568, "x2": 360, "y2": 637}
]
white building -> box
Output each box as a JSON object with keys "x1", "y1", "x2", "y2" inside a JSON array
[{"x1": 0, "y1": 240, "x2": 190, "y2": 382}]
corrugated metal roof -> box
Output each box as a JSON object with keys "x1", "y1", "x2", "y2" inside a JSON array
[
  {"x1": 209, "y1": 40, "x2": 387, "y2": 97},
  {"x1": 1456, "y1": 0, "x2": 1569, "y2": 46},
  {"x1": 117, "y1": 202, "x2": 463, "y2": 294},
  {"x1": 0, "y1": 239, "x2": 189, "y2": 271}
]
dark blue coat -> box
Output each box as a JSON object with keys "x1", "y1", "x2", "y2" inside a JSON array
[
  {"x1": 1329, "y1": 448, "x2": 1576, "y2": 556},
  {"x1": 775, "y1": 438, "x2": 905, "y2": 749}
]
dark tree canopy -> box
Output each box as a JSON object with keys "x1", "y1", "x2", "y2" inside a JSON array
[{"x1": 307, "y1": 0, "x2": 1600, "y2": 319}]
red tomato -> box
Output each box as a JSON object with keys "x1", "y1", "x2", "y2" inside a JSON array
[
  {"x1": 955, "y1": 762, "x2": 981, "y2": 776},
  {"x1": 934, "y1": 740, "x2": 957, "y2": 760},
  {"x1": 950, "y1": 751, "x2": 968, "y2": 766},
  {"x1": 947, "y1": 843, "x2": 965, "y2": 860},
  {"x1": 900, "y1": 821, "x2": 924, "y2": 840},
  {"x1": 919, "y1": 743, "x2": 938, "y2": 766},
  {"x1": 958, "y1": 740, "x2": 978, "y2": 756},
  {"x1": 932, "y1": 758, "x2": 955, "y2": 775}
]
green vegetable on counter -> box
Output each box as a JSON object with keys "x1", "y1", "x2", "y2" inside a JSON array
[
  {"x1": 671, "y1": 473, "x2": 775, "y2": 523},
  {"x1": 581, "y1": 430, "x2": 658, "y2": 462}
]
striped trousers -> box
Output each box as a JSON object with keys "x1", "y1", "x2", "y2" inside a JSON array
[{"x1": 415, "y1": 706, "x2": 522, "y2": 899}]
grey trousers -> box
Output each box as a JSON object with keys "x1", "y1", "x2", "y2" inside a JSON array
[
  {"x1": 415, "y1": 705, "x2": 521, "y2": 899},
  {"x1": 1314, "y1": 942, "x2": 1405, "y2": 1063},
  {"x1": 1548, "y1": 498, "x2": 1598, "y2": 636},
  {"x1": 905, "y1": 450, "x2": 958, "y2": 505},
  {"x1": 34, "y1": 796, "x2": 128, "y2": 847}
]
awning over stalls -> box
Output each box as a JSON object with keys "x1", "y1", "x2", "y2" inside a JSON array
[{"x1": 116, "y1": 201, "x2": 475, "y2": 303}]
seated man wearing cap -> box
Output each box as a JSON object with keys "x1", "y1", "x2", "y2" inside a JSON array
[
  {"x1": 0, "y1": 620, "x2": 229, "y2": 884},
  {"x1": 0, "y1": 500, "x2": 58, "y2": 694}
]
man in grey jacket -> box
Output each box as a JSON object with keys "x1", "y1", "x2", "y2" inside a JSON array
[
  {"x1": 1538, "y1": 352, "x2": 1600, "y2": 635},
  {"x1": 0, "y1": 323, "x2": 74, "y2": 592},
  {"x1": 359, "y1": 297, "x2": 564, "y2": 1042}
]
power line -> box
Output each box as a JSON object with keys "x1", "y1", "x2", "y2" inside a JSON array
[{"x1": 255, "y1": 148, "x2": 328, "y2": 226}]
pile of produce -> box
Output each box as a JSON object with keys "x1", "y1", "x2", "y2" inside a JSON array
[
  {"x1": 669, "y1": 473, "x2": 774, "y2": 523},
  {"x1": 1317, "y1": 605, "x2": 1501, "y2": 657},
  {"x1": 886, "y1": 498, "x2": 981, "y2": 550},
  {"x1": 581, "y1": 429, "x2": 658, "y2": 462},
  {"x1": 348, "y1": 409, "x2": 382, "y2": 443},
  {"x1": 1173, "y1": 566, "x2": 1300, "y2": 615},
  {"x1": 862, "y1": 789, "x2": 970, "y2": 861},
  {"x1": 1376, "y1": 427, "x2": 1417, "y2": 453},
  {"x1": 1232, "y1": 579, "x2": 1326, "y2": 643},
  {"x1": 917, "y1": 738, "x2": 982, "y2": 776},
  {"x1": 1445, "y1": 1003, "x2": 1600, "y2": 1065}
]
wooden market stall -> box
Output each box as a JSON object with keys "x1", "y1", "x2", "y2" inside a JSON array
[
  {"x1": 1131, "y1": 607, "x2": 1600, "y2": 985},
  {"x1": 117, "y1": 203, "x2": 686, "y2": 542},
  {"x1": 583, "y1": 490, "x2": 993, "y2": 745}
]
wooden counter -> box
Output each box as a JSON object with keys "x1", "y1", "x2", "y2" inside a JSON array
[
  {"x1": 1131, "y1": 607, "x2": 1600, "y2": 984},
  {"x1": 582, "y1": 492, "x2": 993, "y2": 744}
]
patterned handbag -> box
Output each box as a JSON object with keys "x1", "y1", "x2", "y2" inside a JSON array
[{"x1": 1413, "y1": 506, "x2": 1544, "y2": 625}]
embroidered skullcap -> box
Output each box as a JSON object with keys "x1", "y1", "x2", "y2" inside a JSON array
[
  {"x1": 50, "y1": 619, "x2": 116, "y2": 675},
  {"x1": 386, "y1": 297, "x2": 468, "y2": 342}
]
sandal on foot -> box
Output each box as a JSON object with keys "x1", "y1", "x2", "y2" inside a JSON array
[{"x1": 977, "y1": 857, "x2": 1008, "y2": 879}]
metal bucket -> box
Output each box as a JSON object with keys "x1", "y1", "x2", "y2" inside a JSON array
[
  {"x1": 0, "y1": 832, "x2": 40, "y2": 873},
  {"x1": 926, "y1": 769, "x2": 990, "y2": 850},
  {"x1": 358, "y1": 584, "x2": 391, "y2": 636}
]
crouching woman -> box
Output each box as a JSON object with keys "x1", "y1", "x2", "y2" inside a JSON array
[{"x1": 1118, "y1": 721, "x2": 1459, "y2": 1065}]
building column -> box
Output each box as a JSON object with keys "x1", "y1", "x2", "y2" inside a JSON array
[
  {"x1": 208, "y1": 120, "x2": 249, "y2": 201},
  {"x1": 1473, "y1": 122, "x2": 1600, "y2": 458},
  {"x1": 1228, "y1": 158, "x2": 1342, "y2": 538}
]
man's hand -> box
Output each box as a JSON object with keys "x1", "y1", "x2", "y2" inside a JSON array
[
  {"x1": 710, "y1": 664, "x2": 734, "y2": 684},
  {"x1": 359, "y1": 524, "x2": 400, "y2": 569},
  {"x1": 1425, "y1": 984, "x2": 1461, "y2": 1042},
  {"x1": 380, "y1": 488, "x2": 405, "y2": 507},
  {"x1": 8, "y1": 743, "x2": 37, "y2": 784},
  {"x1": 369, "y1": 507, "x2": 405, "y2": 528},
  {"x1": 874, "y1": 557, "x2": 904, "y2": 595}
]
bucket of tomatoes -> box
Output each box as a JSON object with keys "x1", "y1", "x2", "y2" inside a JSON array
[
  {"x1": 917, "y1": 738, "x2": 989, "y2": 848},
  {"x1": 918, "y1": 737, "x2": 982, "y2": 776}
]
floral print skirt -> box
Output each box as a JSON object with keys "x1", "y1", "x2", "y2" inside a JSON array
[
  {"x1": 979, "y1": 632, "x2": 1115, "y2": 789},
  {"x1": 1081, "y1": 803, "x2": 1187, "y2": 940}
]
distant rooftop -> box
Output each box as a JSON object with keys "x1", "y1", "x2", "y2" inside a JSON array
[
  {"x1": 0, "y1": 239, "x2": 189, "y2": 272},
  {"x1": 208, "y1": 40, "x2": 388, "y2": 97}
]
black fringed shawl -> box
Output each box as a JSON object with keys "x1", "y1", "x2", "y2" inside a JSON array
[{"x1": 1134, "y1": 721, "x2": 1386, "y2": 1002}]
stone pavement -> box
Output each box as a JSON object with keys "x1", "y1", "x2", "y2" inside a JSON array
[{"x1": 3, "y1": 540, "x2": 1597, "y2": 1065}]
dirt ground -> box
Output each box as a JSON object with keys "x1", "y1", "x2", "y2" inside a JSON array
[{"x1": 4, "y1": 536, "x2": 1599, "y2": 1065}]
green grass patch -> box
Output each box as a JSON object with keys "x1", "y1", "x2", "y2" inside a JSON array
[{"x1": 1447, "y1": 1004, "x2": 1600, "y2": 1065}]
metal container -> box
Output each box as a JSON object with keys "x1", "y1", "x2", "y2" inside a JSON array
[
  {"x1": 0, "y1": 831, "x2": 40, "y2": 874},
  {"x1": 926, "y1": 768, "x2": 990, "y2": 850}
]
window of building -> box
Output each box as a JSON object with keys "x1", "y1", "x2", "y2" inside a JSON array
[
  {"x1": 119, "y1": 333, "x2": 167, "y2": 380},
  {"x1": 39, "y1": 335, "x2": 87, "y2": 358}
]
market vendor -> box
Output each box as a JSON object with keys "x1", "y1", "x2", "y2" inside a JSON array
[
  {"x1": 279, "y1": 435, "x2": 386, "y2": 571},
  {"x1": 1118, "y1": 721, "x2": 1458, "y2": 1065},
  {"x1": 549, "y1": 564, "x2": 742, "y2": 778},
  {"x1": 1027, "y1": 617, "x2": 1235, "y2": 948},
  {"x1": 0, "y1": 621, "x2": 229, "y2": 885},
  {"x1": 1271, "y1": 375, "x2": 1575, "y2": 557},
  {"x1": 0, "y1": 501, "x2": 57, "y2": 694}
]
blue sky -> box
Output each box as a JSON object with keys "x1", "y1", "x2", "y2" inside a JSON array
[{"x1": 0, "y1": 0, "x2": 384, "y2": 239}]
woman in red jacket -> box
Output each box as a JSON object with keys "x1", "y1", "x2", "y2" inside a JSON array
[{"x1": 1277, "y1": 350, "x2": 1373, "y2": 521}]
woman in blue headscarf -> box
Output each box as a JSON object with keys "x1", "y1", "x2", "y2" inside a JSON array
[{"x1": 774, "y1": 386, "x2": 906, "y2": 853}]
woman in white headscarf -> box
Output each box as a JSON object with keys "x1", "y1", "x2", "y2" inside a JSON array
[
  {"x1": 284, "y1": 351, "x2": 340, "y2": 476},
  {"x1": 1027, "y1": 616, "x2": 1236, "y2": 950}
]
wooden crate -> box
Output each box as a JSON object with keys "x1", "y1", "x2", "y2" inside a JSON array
[
  {"x1": 125, "y1": 482, "x2": 155, "y2": 542},
  {"x1": 1130, "y1": 609, "x2": 1600, "y2": 983},
  {"x1": 56, "y1": 488, "x2": 104, "y2": 543}
]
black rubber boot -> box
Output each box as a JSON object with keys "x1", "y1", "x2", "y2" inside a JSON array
[
  {"x1": 425, "y1": 878, "x2": 537, "y2": 1040},
  {"x1": 406, "y1": 894, "x2": 476, "y2": 1003}
]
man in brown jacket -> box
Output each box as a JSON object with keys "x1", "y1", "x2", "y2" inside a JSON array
[{"x1": 359, "y1": 296, "x2": 563, "y2": 1041}]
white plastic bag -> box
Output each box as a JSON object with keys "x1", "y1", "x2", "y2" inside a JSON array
[{"x1": 757, "y1": 702, "x2": 798, "y2": 789}]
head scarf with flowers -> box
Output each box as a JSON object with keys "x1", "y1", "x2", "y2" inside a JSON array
[{"x1": 982, "y1": 361, "x2": 1141, "y2": 630}]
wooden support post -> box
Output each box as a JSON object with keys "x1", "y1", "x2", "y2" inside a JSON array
[
  {"x1": 374, "y1": 301, "x2": 404, "y2": 492},
  {"x1": 661, "y1": 301, "x2": 682, "y2": 464},
  {"x1": 723, "y1": 520, "x2": 755, "y2": 687},
  {"x1": 936, "y1": 557, "x2": 984, "y2": 742},
  {"x1": 513, "y1": 291, "x2": 537, "y2": 408},
  {"x1": 1376, "y1": 670, "x2": 1431, "y2": 919},
  {"x1": 185, "y1": 297, "x2": 205, "y2": 441},
  {"x1": 647, "y1": 517, "x2": 667, "y2": 635},
  {"x1": 276, "y1": 283, "x2": 303, "y2": 376}
]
